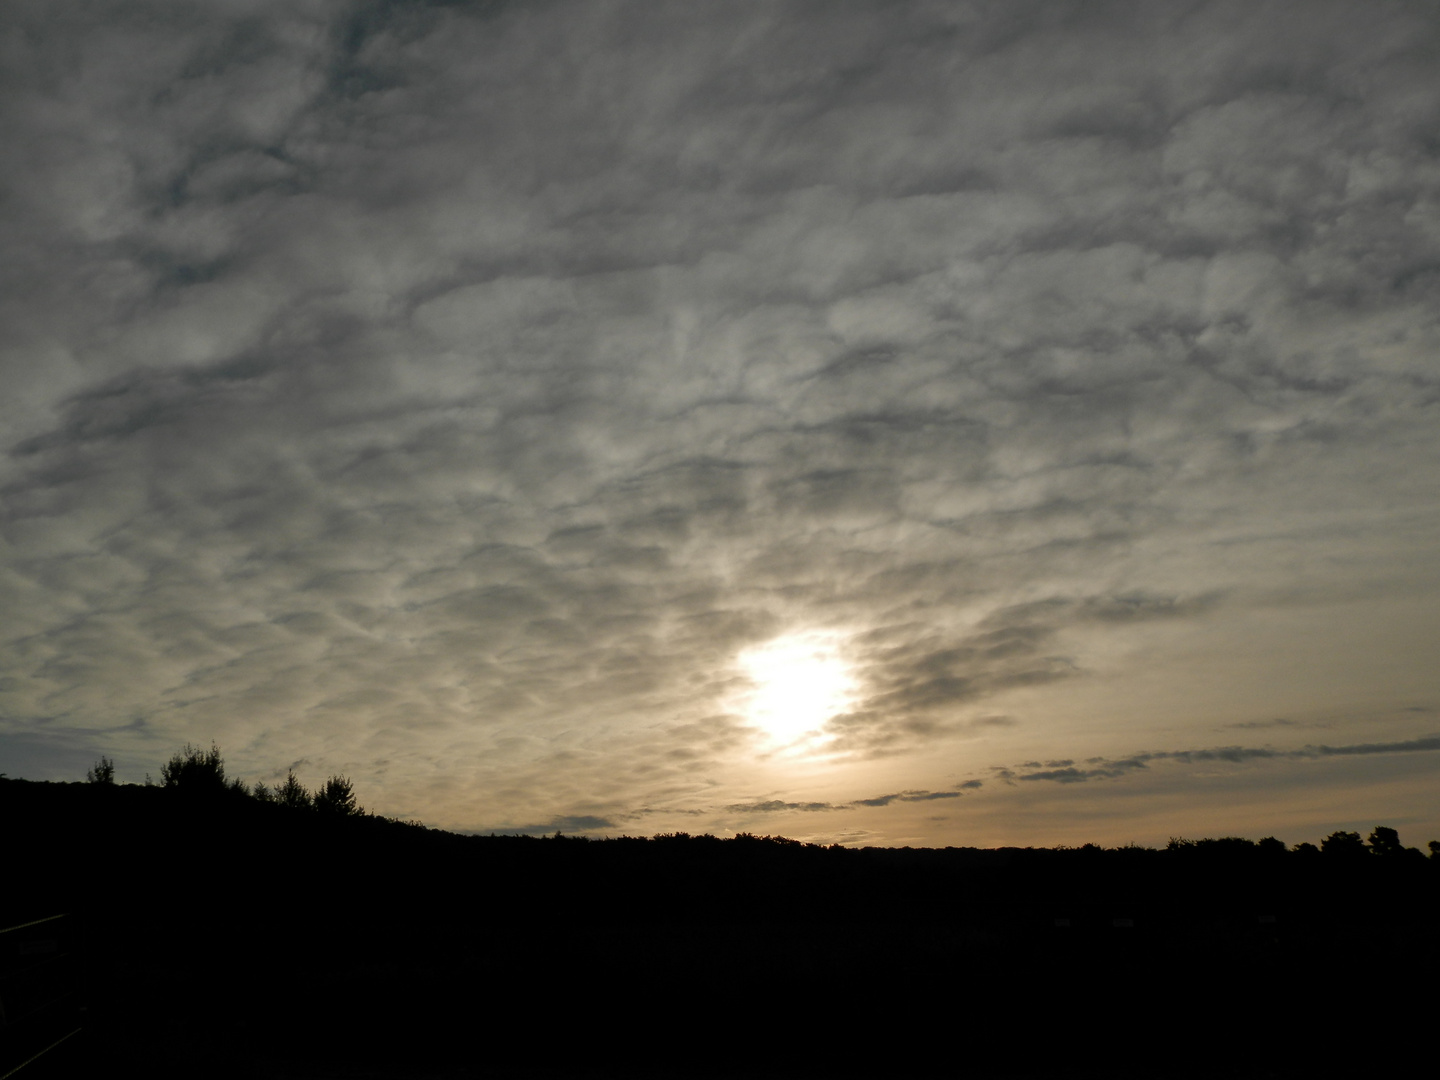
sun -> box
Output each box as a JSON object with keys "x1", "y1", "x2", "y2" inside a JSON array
[{"x1": 736, "y1": 631, "x2": 857, "y2": 743}]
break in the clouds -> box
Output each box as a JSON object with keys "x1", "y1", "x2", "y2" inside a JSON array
[{"x1": 2, "y1": 1, "x2": 1438, "y2": 846}]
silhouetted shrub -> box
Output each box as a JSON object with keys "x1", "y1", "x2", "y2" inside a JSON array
[
  {"x1": 160, "y1": 742, "x2": 228, "y2": 795},
  {"x1": 86, "y1": 756, "x2": 116, "y2": 785}
]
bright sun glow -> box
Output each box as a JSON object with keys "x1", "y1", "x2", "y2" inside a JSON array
[{"x1": 737, "y1": 632, "x2": 857, "y2": 743}]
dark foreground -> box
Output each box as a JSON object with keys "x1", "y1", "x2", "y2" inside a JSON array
[{"x1": 4, "y1": 779, "x2": 1436, "y2": 1078}]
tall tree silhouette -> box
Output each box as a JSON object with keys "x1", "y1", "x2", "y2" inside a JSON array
[
  {"x1": 313, "y1": 775, "x2": 362, "y2": 816},
  {"x1": 275, "y1": 769, "x2": 311, "y2": 809}
]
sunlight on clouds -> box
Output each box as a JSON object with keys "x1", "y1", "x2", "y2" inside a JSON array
[{"x1": 736, "y1": 631, "x2": 858, "y2": 747}]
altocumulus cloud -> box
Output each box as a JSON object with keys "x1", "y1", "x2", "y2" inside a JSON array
[{"x1": 1, "y1": 1, "x2": 1438, "y2": 841}]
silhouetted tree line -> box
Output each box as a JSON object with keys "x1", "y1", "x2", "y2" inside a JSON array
[
  {"x1": 1165, "y1": 827, "x2": 1437, "y2": 860},
  {"x1": 86, "y1": 742, "x2": 365, "y2": 817},
  {"x1": 7, "y1": 764, "x2": 1439, "y2": 1079},
  {"x1": 83, "y1": 748, "x2": 1440, "y2": 857}
]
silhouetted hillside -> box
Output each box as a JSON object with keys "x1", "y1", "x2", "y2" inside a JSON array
[{"x1": 4, "y1": 778, "x2": 1436, "y2": 1078}]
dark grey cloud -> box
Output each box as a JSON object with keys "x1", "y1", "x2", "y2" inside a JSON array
[
  {"x1": 1017, "y1": 761, "x2": 1149, "y2": 784},
  {"x1": 726, "y1": 799, "x2": 836, "y2": 815},
  {"x1": 853, "y1": 790, "x2": 962, "y2": 807},
  {"x1": 1313, "y1": 735, "x2": 1440, "y2": 758},
  {"x1": 727, "y1": 788, "x2": 966, "y2": 814},
  {"x1": 823, "y1": 589, "x2": 1219, "y2": 757},
  {"x1": 1008, "y1": 734, "x2": 1440, "y2": 784},
  {"x1": 2, "y1": 1, "x2": 1437, "y2": 840}
]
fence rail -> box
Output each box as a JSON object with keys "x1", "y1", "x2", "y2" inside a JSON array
[{"x1": 0, "y1": 913, "x2": 84, "y2": 1077}]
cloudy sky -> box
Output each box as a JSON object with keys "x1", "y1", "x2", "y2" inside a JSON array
[{"x1": 3, "y1": 0, "x2": 1438, "y2": 846}]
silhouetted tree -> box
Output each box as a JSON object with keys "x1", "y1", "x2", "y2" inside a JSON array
[
  {"x1": 1198, "y1": 837, "x2": 1255, "y2": 854},
  {"x1": 1257, "y1": 836, "x2": 1286, "y2": 855},
  {"x1": 1321, "y1": 830, "x2": 1366, "y2": 858},
  {"x1": 252, "y1": 781, "x2": 274, "y2": 803},
  {"x1": 275, "y1": 769, "x2": 311, "y2": 809},
  {"x1": 313, "y1": 775, "x2": 362, "y2": 816},
  {"x1": 1292, "y1": 841, "x2": 1320, "y2": 855},
  {"x1": 160, "y1": 742, "x2": 228, "y2": 795},
  {"x1": 86, "y1": 756, "x2": 116, "y2": 785},
  {"x1": 1366, "y1": 826, "x2": 1403, "y2": 856},
  {"x1": 1429, "y1": 840, "x2": 1440, "y2": 860}
]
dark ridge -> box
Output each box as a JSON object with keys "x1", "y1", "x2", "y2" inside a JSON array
[{"x1": 4, "y1": 778, "x2": 1435, "y2": 1079}]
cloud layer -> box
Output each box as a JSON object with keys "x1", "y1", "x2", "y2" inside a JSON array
[{"x1": 2, "y1": 1, "x2": 1438, "y2": 843}]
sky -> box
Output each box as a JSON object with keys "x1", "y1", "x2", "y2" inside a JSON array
[{"x1": 3, "y1": 0, "x2": 1438, "y2": 847}]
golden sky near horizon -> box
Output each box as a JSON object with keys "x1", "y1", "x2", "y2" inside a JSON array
[{"x1": 2, "y1": 0, "x2": 1438, "y2": 847}]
